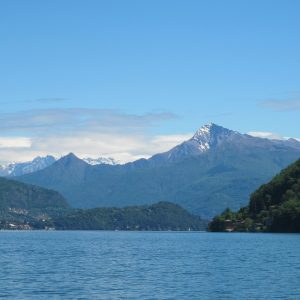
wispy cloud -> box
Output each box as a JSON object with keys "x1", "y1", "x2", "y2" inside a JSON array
[
  {"x1": 248, "y1": 131, "x2": 300, "y2": 142},
  {"x1": 0, "y1": 108, "x2": 185, "y2": 163},
  {"x1": 0, "y1": 137, "x2": 32, "y2": 149},
  {"x1": 247, "y1": 131, "x2": 284, "y2": 140},
  {"x1": 0, "y1": 108, "x2": 177, "y2": 135},
  {"x1": 261, "y1": 99, "x2": 300, "y2": 111}
]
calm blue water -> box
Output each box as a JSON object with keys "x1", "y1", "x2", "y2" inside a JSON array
[{"x1": 0, "y1": 231, "x2": 300, "y2": 299}]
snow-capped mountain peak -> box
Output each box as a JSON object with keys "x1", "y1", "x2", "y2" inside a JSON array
[
  {"x1": 82, "y1": 157, "x2": 120, "y2": 166},
  {"x1": 191, "y1": 123, "x2": 214, "y2": 152},
  {"x1": 192, "y1": 122, "x2": 214, "y2": 137},
  {"x1": 191, "y1": 123, "x2": 239, "y2": 152}
]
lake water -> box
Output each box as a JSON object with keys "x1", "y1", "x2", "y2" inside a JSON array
[{"x1": 0, "y1": 231, "x2": 299, "y2": 299}]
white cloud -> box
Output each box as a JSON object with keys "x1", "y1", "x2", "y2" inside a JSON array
[
  {"x1": 0, "y1": 137, "x2": 32, "y2": 149},
  {"x1": 247, "y1": 131, "x2": 300, "y2": 142},
  {"x1": 151, "y1": 133, "x2": 193, "y2": 150},
  {"x1": 152, "y1": 134, "x2": 192, "y2": 144},
  {"x1": 0, "y1": 108, "x2": 188, "y2": 163},
  {"x1": 0, "y1": 132, "x2": 191, "y2": 163},
  {"x1": 247, "y1": 131, "x2": 284, "y2": 140},
  {"x1": 0, "y1": 108, "x2": 176, "y2": 134}
]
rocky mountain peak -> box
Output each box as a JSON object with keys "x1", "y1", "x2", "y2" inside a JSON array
[{"x1": 191, "y1": 123, "x2": 239, "y2": 152}]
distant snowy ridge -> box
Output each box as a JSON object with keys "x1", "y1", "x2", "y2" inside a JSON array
[
  {"x1": 0, "y1": 155, "x2": 120, "y2": 177},
  {"x1": 0, "y1": 155, "x2": 56, "y2": 177},
  {"x1": 1, "y1": 123, "x2": 299, "y2": 176},
  {"x1": 82, "y1": 157, "x2": 120, "y2": 166}
]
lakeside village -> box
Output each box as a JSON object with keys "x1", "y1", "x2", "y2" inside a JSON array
[{"x1": 0, "y1": 207, "x2": 54, "y2": 230}]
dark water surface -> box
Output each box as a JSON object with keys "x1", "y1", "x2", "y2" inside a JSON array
[{"x1": 0, "y1": 231, "x2": 299, "y2": 299}]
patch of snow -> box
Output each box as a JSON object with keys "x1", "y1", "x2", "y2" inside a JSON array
[
  {"x1": 0, "y1": 155, "x2": 56, "y2": 177},
  {"x1": 82, "y1": 157, "x2": 120, "y2": 166}
]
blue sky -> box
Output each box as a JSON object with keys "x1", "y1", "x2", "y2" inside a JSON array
[{"x1": 0, "y1": 0, "x2": 299, "y2": 162}]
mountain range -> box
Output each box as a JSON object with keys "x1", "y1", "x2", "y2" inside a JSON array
[
  {"x1": 15, "y1": 123, "x2": 300, "y2": 219},
  {"x1": 0, "y1": 177, "x2": 205, "y2": 230},
  {"x1": 0, "y1": 155, "x2": 119, "y2": 177}
]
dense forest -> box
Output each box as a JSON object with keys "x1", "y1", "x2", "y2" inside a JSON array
[
  {"x1": 209, "y1": 158, "x2": 300, "y2": 233},
  {"x1": 52, "y1": 202, "x2": 207, "y2": 231}
]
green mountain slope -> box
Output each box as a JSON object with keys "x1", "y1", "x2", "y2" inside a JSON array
[
  {"x1": 53, "y1": 201, "x2": 207, "y2": 231},
  {"x1": 0, "y1": 177, "x2": 70, "y2": 229},
  {"x1": 209, "y1": 158, "x2": 300, "y2": 232}
]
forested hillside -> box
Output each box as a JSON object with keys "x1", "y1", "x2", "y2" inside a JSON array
[
  {"x1": 209, "y1": 158, "x2": 300, "y2": 232},
  {"x1": 0, "y1": 177, "x2": 70, "y2": 229},
  {"x1": 53, "y1": 202, "x2": 207, "y2": 231}
]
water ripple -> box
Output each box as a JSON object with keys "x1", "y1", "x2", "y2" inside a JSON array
[{"x1": 0, "y1": 231, "x2": 299, "y2": 299}]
